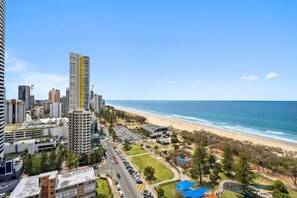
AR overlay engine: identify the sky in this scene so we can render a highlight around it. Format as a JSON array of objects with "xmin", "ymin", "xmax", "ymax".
[{"xmin": 5, "ymin": 0, "xmax": 297, "ymax": 100}]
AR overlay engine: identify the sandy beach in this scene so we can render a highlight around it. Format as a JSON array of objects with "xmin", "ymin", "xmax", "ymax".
[{"xmin": 114, "ymin": 106, "xmax": 297, "ymax": 152}]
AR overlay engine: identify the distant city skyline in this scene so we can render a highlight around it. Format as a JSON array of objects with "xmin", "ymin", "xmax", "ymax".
[{"xmin": 5, "ymin": 0, "xmax": 297, "ymax": 100}]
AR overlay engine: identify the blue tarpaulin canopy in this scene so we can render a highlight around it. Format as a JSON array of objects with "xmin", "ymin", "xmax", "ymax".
[
  {"xmin": 176, "ymin": 180, "xmax": 196, "ymax": 192},
  {"xmin": 183, "ymin": 188, "xmax": 210, "ymax": 198}
]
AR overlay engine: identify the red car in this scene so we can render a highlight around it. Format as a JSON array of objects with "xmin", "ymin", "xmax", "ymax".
[{"xmin": 114, "ymin": 160, "xmax": 118, "ymax": 164}]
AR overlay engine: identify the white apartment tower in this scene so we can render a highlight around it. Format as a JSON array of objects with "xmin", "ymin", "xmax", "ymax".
[
  {"xmin": 5, "ymin": 99, "xmax": 25, "ymax": 124},
  {"xmin": 0, "ymin": 0, "xmax": 5, "ymax": 160},
  {"xmin": 68, "ymin": 109, "xmax": 91, "ymax": 154},
  {"xmin": 94, "ymin": 94, "xmax": 104, "ymax": 113},
  {"xmin": 50, "ymin": 102, "xmax": 62, "ymax": 118},
  {"xmin": 69, "ymin": 52, "xmax": 90, "ymax": 111}
]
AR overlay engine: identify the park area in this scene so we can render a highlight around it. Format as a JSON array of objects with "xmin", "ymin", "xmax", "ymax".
[
  {"xmin": 96, "ymin": 178, "xmax": 112, "ymax": 198},
  {"xmin": 123, "ymin": 144, "xmax": 148, "ymax": 156},
  {"xmin": 131, "ymin": 154, "xmax": 174, "ymax": 184}
]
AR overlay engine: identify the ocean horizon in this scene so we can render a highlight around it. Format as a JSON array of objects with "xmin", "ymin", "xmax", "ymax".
[{"xmin": 107, "ymin": 100, "xmax": 297, "ymax": 144}]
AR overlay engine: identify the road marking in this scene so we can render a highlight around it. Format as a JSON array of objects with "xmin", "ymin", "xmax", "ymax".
[{"xmin": 136, "ymin": 184, "xmax": 145, "ymax": 192}]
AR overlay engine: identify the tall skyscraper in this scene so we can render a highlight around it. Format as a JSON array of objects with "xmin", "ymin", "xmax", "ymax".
[
  {"xmin": 5, "ymin": 99, "xmax": 25, "ymax": 124},
  {"xmin": 69, "ymin": 52, "xmax": 90, "ymax": 111},
  {"xmin": 0, "ymin": 0, "xmax": 5, "ymax": 160},
  {"xmin": 18, "ymin": 85, "xmax": 31, "ymax": 111},
  {"xmin": 94, "ymin": 94, "xmax": 104, "ymax": 113},
  {"xmin": 61, "ymin": 87, "xmax": 69, "ymax": 117},
  {"xmin": 68, "ymin": 109, "xmax": 91, "ymax": 154},
  {"xmin": 48, "ymin": 88, "xmax": 60, "ymax": 103}
]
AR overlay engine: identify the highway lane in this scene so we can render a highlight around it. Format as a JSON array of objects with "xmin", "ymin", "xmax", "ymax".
[
  {"xmin": 100, "ymin": 138, "xmax": 141, "ymax": 198},
  {"xmin": 108, "ymin": 141, "xmax": 142, "ymax": 198}
]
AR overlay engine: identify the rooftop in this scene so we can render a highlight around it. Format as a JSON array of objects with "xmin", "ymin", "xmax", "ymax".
[
  {"xmin": 10, "ymin": 175, "xmax": 41, "ymax": 198},
  {"xmin": 140, "ymin": 124, "xmax": 168, "ymax": 133},
  {"xmin": 57, "ymin": 167, "xmax": 95, "ymax": 189},
  {"xmin": 10, "ymin": 168, "xmax": 95, "ymax": 197},
  {"xmin": 40, "ymin": 170, "xmax": 58, "ymax": 180}
]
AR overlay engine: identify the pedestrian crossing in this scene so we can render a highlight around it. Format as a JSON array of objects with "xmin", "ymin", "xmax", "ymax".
[{"xmin": 136, "ymin": 184, "xmax": 145, "ymax": 192}]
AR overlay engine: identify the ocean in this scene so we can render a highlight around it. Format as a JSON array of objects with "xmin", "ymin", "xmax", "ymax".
[{"xmin": 107, "ymin": 100, "xmax": 297, "ymax": 144}]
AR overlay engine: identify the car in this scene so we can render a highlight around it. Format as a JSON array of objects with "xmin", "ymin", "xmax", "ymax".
[
  {"xmin": 115, "ymin": 180, "xmax": 119, "ymax": 185},
  {"xmin": 119, "ymin": 190, "xmax": 124, "ymax": 196},
  {"xmin": 117, "ymin": 172, "xmax": 121, "ymax": 178},
  {"xmin": 134, "ymin": 176, "xmax": 140, "ymax": 181},
  {"xmin": 112, "ymin": 155, "xmax": 115, "ymax": 159},
  {"xmin": 116, "ymin": 184, "xmax": 121, "ymax": 191},
  {"xmin": 142, "ymin": 190, "xmax": 149, "ymax": 195},
  {"xmin": 114, "ymin": 160, "xmax": 118, "ymax": 164},
  {"xmin": 0, "ymin": 185, "xmax": 7, "ymax": 190},
  {"xmin": 136, "ymin": 180, "xmax": 143, "ymax": 184}
]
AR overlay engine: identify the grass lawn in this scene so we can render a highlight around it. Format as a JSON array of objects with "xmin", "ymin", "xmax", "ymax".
[
  {"xmin": 96, "ymin": 178, "xmax": 112, "ymax": 198},
  {"xmin": 123, "ymin": 145, "xmax": 148, "ymax": 156},
  {"xmin": 218, "ymin": 190, "xmax": 243, "ymax": 198},
  {"xmin": 161, "ymin": 181, "xmax": 179, "ymax": 198},
  {"xmin": 131, "ymin": 155, "xmax": 174, "ymax": 184}
]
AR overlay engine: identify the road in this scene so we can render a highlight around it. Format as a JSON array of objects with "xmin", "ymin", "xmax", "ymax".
[{"xmin": 100, "ymin": 138, "xmax": 142, "ymax": 198}]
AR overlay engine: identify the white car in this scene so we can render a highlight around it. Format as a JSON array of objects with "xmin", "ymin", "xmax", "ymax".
[{"xmin": 116, "ymin": 184, "xmax": 121, "ymax": 191}]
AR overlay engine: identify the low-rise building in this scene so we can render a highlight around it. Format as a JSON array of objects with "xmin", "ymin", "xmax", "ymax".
[
  {"xmin": 10, "ymin": 167, "xmax": 96, "ymax": 198},
  {"xmin": 140, "ymin": 124, "xmax": 172, "ymax": 138},
  {"xmin": 4, "ymin": 115, "xmax": 68, "ymax": 154}
]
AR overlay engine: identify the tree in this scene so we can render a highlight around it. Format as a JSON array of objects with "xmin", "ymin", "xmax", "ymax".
[
  {"xmin": 272, "ymin": 180, "xmax": 288, "ymax": 194},
  {"xmin": 40, "ymin": 150, "xmax": 48, "ymax": 173},
  {"xmin": 88, "ymin": 151, "xmax": 97, "ymax": 165},
  {"xmin": 222, "ymin": 143, "xmax": 234, "ymax": 178},
  {"xmin": 207, "ymin": 152, "xmax": 217, "ymax": 168},
  {"xmin": 156, "ymin": 187, "xmax": 166, "ymax": 198},
  {"xmin": 171, "ymin": 134, "xmax": 179, "ymax": 144},
  {"xmin": 48, "ymin": 149, "xmax": 57, "ymax": 171},
  {"xmin": 66, "ymin": 151, "xmax": 79, "ymax": 170},
  {"xmin": 56, "ymin": 144, "xmax": 66, "ymax": 170},
  {"xmin": 112, "ymin": 131, "xmax": 117, "ymax": 142},
  {"xmin": 123, "ymin": 139, "xmax": 131, "ymax": 151},
  {"xmin": 144, "ymin": 166, "xmax": 155, "ymax": 181},
  {"xmin": 25, "ymin": 154, "xmax": 33, "ymax": 176},
  {"xmin": 234, "ymin": 150, "xmax": 255, "ymax": 197},
  {"xmin": 209, "ymin": 173, "xmax": 219, "ymax": 184},
  {"xmin": 288, "ymin": 160, "xmax": 297, "ymax": 186},
  {"xmin": 191, "ymin": 144, "xmax": 207, "ymax": 185}
]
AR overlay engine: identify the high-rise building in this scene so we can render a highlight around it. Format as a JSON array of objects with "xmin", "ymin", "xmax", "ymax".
[
  {"xmin": 68, "ymin": 108, "xmax": 91, "ymax": 154},
  {"xmin": 0, "ymin": 0, "xmax": 5, "ymax": 160},
  {"xmin": 61, "ymin": 87, "xmax": 69, "ymax": 117},
  {"xmin": 69, "ymin": 52, "xmax": 90, "ymax": 111},
  {"xmin": 48, "ymin": 88, "xmax": 60, "ymax": 103},
  {"xmin": 50, "ymin": 102, "xmax": 62, "ymax": 118},
  {"xmin": 5, "ymin": 99, "xmax": 25, "ymax": 124},
  {"xmin": 30, "ymin": 95, "xmax": 34, "ymax": 109},
  {"xmin": 18, "ymin": 85, "xmax": 31, "ymax": 111},
  {"xmin": 94, "ymin": 94, "xmax": 104, "ymax": 113}
]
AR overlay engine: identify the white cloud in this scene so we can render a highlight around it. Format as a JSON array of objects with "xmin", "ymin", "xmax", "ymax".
[
  {"xmin": 5, "ymin": 53, "xmax": 68, "ymax": 99},
  {"xmin": 241, "ymin": 75, "xmax": 260, "ymax": 81},
  {"xmin": 5, "ymin": 52, "xmax": 27, "ymax": 72},
  {"xmin": 265, "ymin": 72, "xmax": 278, "ymax": 80}
]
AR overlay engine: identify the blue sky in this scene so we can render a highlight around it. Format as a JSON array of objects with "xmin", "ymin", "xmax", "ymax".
[{"xmin": 5, "ymin": 0, "xmax": 297, "ymax": 100}]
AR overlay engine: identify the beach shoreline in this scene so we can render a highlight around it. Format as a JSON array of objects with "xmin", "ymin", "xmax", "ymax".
[{"xmin": 112, "ymin": 105, "xmax": 297, "ymax": 152}]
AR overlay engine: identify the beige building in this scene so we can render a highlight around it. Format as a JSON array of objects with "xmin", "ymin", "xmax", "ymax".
[
  {"xmin": 10, "ymin": 167, "xmax": 96, "ymax": 198},
  {"xmin": 68, "ymin": 108, "xmax": 91, "ymax": 154}
]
